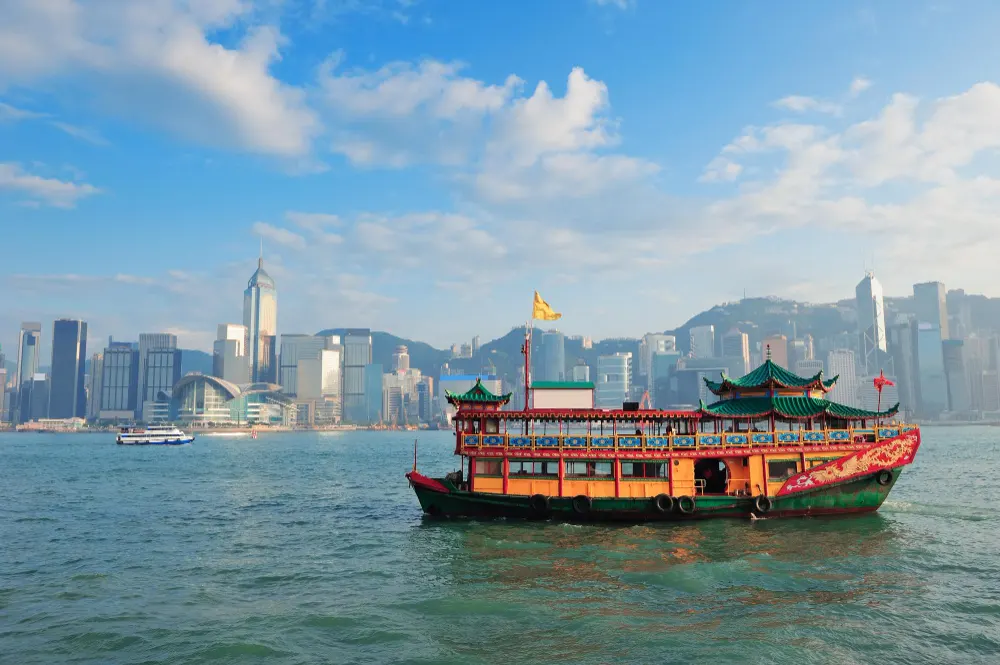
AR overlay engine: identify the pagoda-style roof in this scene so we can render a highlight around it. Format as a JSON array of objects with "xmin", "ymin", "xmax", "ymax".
[
  {"xmin": 704, "ymin": 359, "xmax": 837, "ymax": 396},
  {"xmin": 699, "ymin": 396, "xmax": 898, "ymax": 421},
  {"xmin": 445, "ymin": 378, "xmax": 512, "ymax": 406}
]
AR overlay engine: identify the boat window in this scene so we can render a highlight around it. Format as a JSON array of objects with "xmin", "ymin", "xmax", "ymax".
[
  {"xmin": 768, "ymin": 460, "xmax": 799, "ymax": 481},
  {"xmin": 565, "ymin": 461, "xmax": 613, "ymax": 478},
  {"xmin": 484, "ymin": 419, "xmax": 499, "ymax": 434},
  {"xmin": 509, "ymin": 460, "xmax": 558, "ymax": 476},
  {"xmin": 622, "ymin": 462, "xmax": 668, "ymax": 479},
  {"xmin": 807, "ymin": 456, "xmax": 841, "ymax": 468},
  {"xmin": 474, "ymin": 459, "xmax": 502, "ymax": 476}
]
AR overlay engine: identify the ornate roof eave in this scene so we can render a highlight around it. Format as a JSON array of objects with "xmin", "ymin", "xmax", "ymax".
[
  {"xmin": 705, "ymin": 362, "xmax": 840, "ymax": 396},
  {"xmin": 445, "ymin": 377, "xmax": 512, "ymax": 406},
  {"xmin": 699, "ymin": 396, "xmax": 899, "ymax": 421}
]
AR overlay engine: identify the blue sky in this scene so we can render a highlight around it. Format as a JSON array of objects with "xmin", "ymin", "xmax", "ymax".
[{"xmin": 3, "ymin": 0, "xmax": 1000, "ymax": 354}]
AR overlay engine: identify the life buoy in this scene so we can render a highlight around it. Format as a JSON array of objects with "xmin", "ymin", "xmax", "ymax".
[
  {"xmin": 754, "ymin": 495, "xmax": 773, "ymax": 514},
  {"xmin": 529, "ymin": 494, "xmax": 551, "ymax": 516},
  {"xmin": 571, "ymin": 494, "xmax": 593, "ymax": 516},
  {"xmin": 652, "ymin": 493, "xmax": 674, "ymax": 514},
  {"xmin": 875, "ymin": 469, "xmax": 893, "ymax": 486},
  {"xmin": 677, "ymin": 496, "xmax": 696, "ymax": 514}
]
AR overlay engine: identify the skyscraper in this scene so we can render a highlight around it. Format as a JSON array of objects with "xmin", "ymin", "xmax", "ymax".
[
  {"xmin": 88, "ymin": 352, "xmax": 104, "ymax": 420},
  {"xmin": 213, "ymin": 324, "xmax": 249, "ymax": 384},
  {"xmin": 539, "ymin": 331, "xmax": 565, "ymax": 382},
  {"xmin": 343, "ymin": 329, "xmax": 372, "ymax": 423},
  {"xmin": 913, "ymin": 282, "xmax": 949, "ymax": 340},
  {"xmin": 243, "ymin": 255, "xmax": 277, "ymax": 383},
  {"xmin": 279, "ymin": 334, "xmax": 341, "ymax": 397},
  {"xmin": 595, "ymin": 352, "xmax": 632, "ymax": 408},
  {"xmin": 138, "ymin": 333, "xmax": 178, "ymax": 421},
  {"xmin": 689, "ymin": 326, "xmax": 715, "ymax": 358},
  {"xmin": 826, "ymin": 350, "xmax": 859, "ymax": 408},
  {"xmin": 856, "ymin": 272, "xmax": 887, "ymax": 374},
  {"xmin": 762, "ymin": 335, "xmax": 789, "ymax": 368},
  {"xmin": 48, "ymin": 319, "xmax": 88, "ymax": 419},
  {"xmin": 393, "ymin": 345, "xmax": 410, "ymax": 372},
  {"xmin": 639, "ymin": 333, "xmax": 676, "ymax": 383},
  {"xmin": 915, "ymin": 323, "xmax": 947, "ymax": 417},
  {"xmin": 100, "ymin": 341, "xmax": 140, "ymax": 421},
  {"xmin": 720, "ymin": 328, "xmax": 750, "ymax": 376},
  {"xmin": 942, "ymin": 339, "xmax": 971, "ymax": 413},
  {"xmin": 15, "ymin": 322, "xmax": 41, "ymax": 391}
]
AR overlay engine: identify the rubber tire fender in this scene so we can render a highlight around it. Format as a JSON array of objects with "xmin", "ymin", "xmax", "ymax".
[
  {"xmin": 754, "ymin": 495, "xmax": 773, "ymax": 514},
  {"xmin": 529, "ymin": 493, "xmax": 551, "ymax": 516},
  {"xmin": 676, "ymin": 495, "xmax": 696, "ymax": 514},
  {"xmin": 571, "ymin": 494, "xmax": 593, "ymax": 516},
  {"xmin": 875, "ymin": 469, "xmax": 893, "ymax": 486},
  {"xmin": 652, "ymin": 493, "xmax": 674, "ymax": 514}
]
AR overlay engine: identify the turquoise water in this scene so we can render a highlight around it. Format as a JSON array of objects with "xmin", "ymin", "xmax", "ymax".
[{"xmin": 1, "ymin": 428, "xmax": 998, "ymax": 664}]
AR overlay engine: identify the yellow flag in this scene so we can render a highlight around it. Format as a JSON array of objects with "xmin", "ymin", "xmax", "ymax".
[{"xmin": 532, "ymin": 291, "xmax": 562, "ymax": 321}]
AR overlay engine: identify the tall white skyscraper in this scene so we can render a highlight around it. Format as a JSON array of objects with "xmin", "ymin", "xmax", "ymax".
[
  {"xmin": 826, "ymin": 349, "xmax": 859, "ymax": 408},
  {"xmin": 855, "ymin": 272, "xmax": 887, "ymax": 375},
  {"xmin": 639, "ymin": 333, "xmax": 676, "ymax": 383},
  {"xmin": 913, "ymin": 281, "xmax": 949, "ymax": 340},
  {"xmin": 393, "ymin": 345, "xmax": 410, "ymax": 372},
  {"xmin": 243, "ymin": 255, "xmax": 278, "ymax": 383},
  {"xmin": 689, "ymin": 326, "xmax": 715, "ymax": 359},
  {"xmin": 279, "ymin": 334, "xmax": 341, "ymax": 397},
  {"xmin": 595, "ymin": 352, "xmax": 632, "ymax": 408}
]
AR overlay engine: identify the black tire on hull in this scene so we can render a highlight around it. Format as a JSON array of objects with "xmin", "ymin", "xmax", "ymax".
[
  {"xmin": 572, "ymin": 495, "xmax": 593, "ymax": 517},
  {"xmin": 875, "ymin": 469, "xmax": 893, "ymax": 485},
  {"xmin": 529, "ymin": 494, "xmax": 551, "ymax": 517},
  {"xmin": 677, "ymin": 496, "xmax": 696, "ymax": 514},
  {"xmin": 754, "ymin": 495, "xmax": 773, "ymax": 514},
  {"xmin": 652, "ymin": 493, "xmax": 674, "ymax": 514}
]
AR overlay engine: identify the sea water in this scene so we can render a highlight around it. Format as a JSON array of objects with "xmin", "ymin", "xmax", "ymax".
[{"xmin": 1, "ymin": 428, "xmax": 998, "ymax": 664}]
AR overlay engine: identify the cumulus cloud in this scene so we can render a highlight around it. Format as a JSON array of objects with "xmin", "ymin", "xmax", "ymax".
[
  {"xmin": 850, "ymin": 77, "xmax": 872, "ymax": 97},
  {"xmin": 0, "ymin": 162, "xmax": 100, "ymax": 207},
  {"xmin": 0, "ymin": 0, "xmax": 319, "ymax": 157},
  {"xmin": 253, "ymin": 221, "xmax": 308, "ymax": 250}
]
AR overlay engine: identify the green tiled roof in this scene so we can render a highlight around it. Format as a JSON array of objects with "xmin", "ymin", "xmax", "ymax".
[
  {"xmin": 532, "ymin": 381, "xmax": 595, "ymax": 390},
  {"xmin": 699, "ymin": 395, "xmax": 898, "ymax": 420},
  {"xmin": 445, "ymin": 378, "xmax": 512, "ymax": 405},
  {"xmin": 704, "ymin": 359, "xmax": 838, "ymax": 395}
]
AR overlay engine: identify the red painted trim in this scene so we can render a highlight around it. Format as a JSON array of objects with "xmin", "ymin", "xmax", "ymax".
[
  {"xmin": 468, "ymin": 455, "xmax": 476, "ymax": 492},
  {"xmin": 777, "ymin": 431, "xmax": 920, "ymax": 497},
  {"xmin": 761, "ymin": 454, "xmax": 769, "ymax": 497},
  {"xmin": 461, "ymin": 442, "xmax": 871, "ymax": 459},
  {"xmin": 558, "ymin": 457, "xmax": 564, "ymax": 496},
  {"xmin": 614, "ymin": 458, "xmax": 620, "ymax": 498},
  {"xmin": 668, "ymin": 461, "xmax": 674, "ymax": 496},
  {"xmin": 502, "ymin": 457, "xmax": 509, "ymax": 494},
  {"xmin": 457, "ymin": 408, "xmax": 702, "ymax": 421}
]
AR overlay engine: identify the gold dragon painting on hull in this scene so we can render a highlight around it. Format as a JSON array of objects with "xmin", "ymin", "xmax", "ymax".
[{"xmin": 777, "ymin": 432, "xmax": 921, "ymax": 496}]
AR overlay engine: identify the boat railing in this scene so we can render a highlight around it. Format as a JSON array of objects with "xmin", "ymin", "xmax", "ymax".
[{"xmin": 460, "ymin": 425, "xmax": 915, "ymax": 452}]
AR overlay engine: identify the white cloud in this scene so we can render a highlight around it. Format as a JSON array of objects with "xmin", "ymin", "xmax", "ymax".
[
  {"xmin": 699, "ymin": 157, "xmax": 743, "ymax": 183},
  {"xmin": 252, "ymin": 221, "xmax": 308, "ymax": 250},
  {"xmin": 0, "ymin": 101, "xmax": 47, "ymax": 121},
  {"xmin": 0, "ymin": 0, "xmax": 319, "ymax": 157},
  {"xmin": 0, "ymin": 162, "xmax": 100, "ymax": 208},
  {"xmin": 50, "ymin": 121, "xmax": 109, "ymax": 146},
  {"xmin": 592, "ymin": 0, "xmax": 634, "ymax": 9},
  {"xmin": 850, "ymin": 76, "xmax": 872, "ymax": 97},
  {"xmin": 772, "ymin": 95, "xmax": 842, "ymax": 115}
]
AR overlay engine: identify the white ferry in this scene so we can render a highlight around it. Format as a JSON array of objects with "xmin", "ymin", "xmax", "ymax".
[{"xmin": 116, "ymin": 425, "xmax": 194, "ymax": 446}]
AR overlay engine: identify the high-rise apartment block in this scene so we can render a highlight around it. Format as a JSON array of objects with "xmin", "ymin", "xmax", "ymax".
[
  {"xmin": 213, "ymin": 324, "xmax": 249, "ymax": 385},
  {"xmin": 689, "ymin": 326, "xmax": 715, "ymax": 359},
  {"xmin": 343, "ymin": 329, "xmax": 372, "ymax": 423}
]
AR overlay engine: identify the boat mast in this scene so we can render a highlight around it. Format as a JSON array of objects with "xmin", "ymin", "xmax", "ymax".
[{"xmin": 522, "ymin": 320, "xmax": 532, "ymax": 411}]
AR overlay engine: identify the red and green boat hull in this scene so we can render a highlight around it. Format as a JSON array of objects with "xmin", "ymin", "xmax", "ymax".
[{"xmin": 405, "ymin": 431, "xmax": 920, "ymax": 522}]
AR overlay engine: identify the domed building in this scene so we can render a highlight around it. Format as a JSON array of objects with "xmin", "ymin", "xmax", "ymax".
[
  {"xmin": 170, "ymin": 374, "xmax": 295, "ymax": 426},
  {"xmin": 243, "ymin": 255, "xmax": 277, "ymax": 384}
]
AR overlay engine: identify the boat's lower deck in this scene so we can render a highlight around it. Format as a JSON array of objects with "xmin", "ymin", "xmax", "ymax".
[{"xmin": 409, "ymin": 466, "xmax": 901, "ymax": 522}]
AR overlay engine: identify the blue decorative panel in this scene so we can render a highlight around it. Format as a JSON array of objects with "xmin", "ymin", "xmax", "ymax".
[
  {"xmin": 828, "ymin": 430, "xmax": 851, "ymax": 441},
  {"xmin": 464, "ymin": 435, "xmax": 480, "ymax": 446},
  {"xmin": 777, "ymin": 432, "xmax": 799, "ymax": 443},
  {"xmin": 724, "ymin": 434, "xmax": 748, "ymax": 446},
  {"xmin": 752, "ymin": 433, "xmax": 774, "ymax": 444},
  {"xmin": 483, "ymin": 435, "xmax": 504, "ymax": 447},
  {"xmin": 674, "ymin": 435, "xmax": 696, "ymax": 447},
  {"xmin": 902, "ymin": 425, "xmax": 917, "ymax": 432},
  {"xmin": 803, "ymin": 432, "xmax": 825, "ymax": 442},
  {"xmin": 618, "ymin": 436, "xmax": 641, "ymax": 448},
  {"xmin": 878, "ymin": 428, "xmax": 900, "ymax": 438},
  {"xmin": 536, "ymin": 436, "xmax": 559, "ymax": 447},
  {"xmin": 592, "ymin": 436, "xmax": 614, "ymax": 448},
  {"xmin": 647, "ymin": 437, "xmax": 669, "ymax": 448},
  {"xmin": 700, "ymin": 435, "xmax": 722, "ymax": 446},
  {"xmin": 565, "ymin": 436, "xmax": 588, "ymax": 448},
  {"xmin": 510, "ymin": 436, "xmax": 532, "ymax": 447}
]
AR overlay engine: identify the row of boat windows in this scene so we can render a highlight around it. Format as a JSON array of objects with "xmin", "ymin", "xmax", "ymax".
[{"xmin": 475, "ymin": 459, "xmax": 668, "ymax": 479}]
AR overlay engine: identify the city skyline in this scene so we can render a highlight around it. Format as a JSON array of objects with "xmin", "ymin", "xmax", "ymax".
[{"xmin": 5, "ymin": 2, "xmax": 1000, "ymax": 351}]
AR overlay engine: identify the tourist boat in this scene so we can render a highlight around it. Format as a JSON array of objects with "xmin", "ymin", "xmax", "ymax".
[
  {"xmin": 406, "ymin": 330, "xmax": 920, "ymax": 521},
  {"xmin": 116, "ymin": 425, "xmax": 195, "ymax": 446}
]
